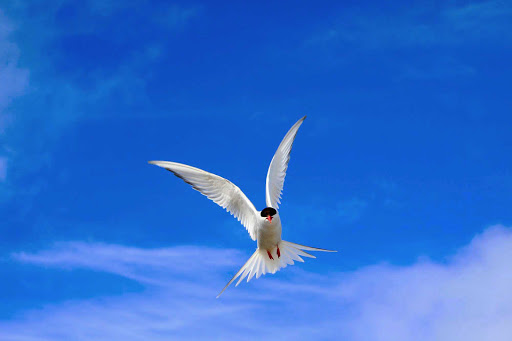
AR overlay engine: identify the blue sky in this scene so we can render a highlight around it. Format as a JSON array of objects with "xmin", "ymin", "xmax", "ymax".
[{"xmin": 0, "ymin": 0, "xmax": 511, "ymax": 339}]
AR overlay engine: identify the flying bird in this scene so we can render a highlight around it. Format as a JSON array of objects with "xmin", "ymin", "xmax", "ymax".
[{"xmin": 149, "ymin": 116, "xmax": 336, "ymax": 297}]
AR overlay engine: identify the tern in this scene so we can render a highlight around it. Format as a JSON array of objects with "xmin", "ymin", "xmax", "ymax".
[{"xmin": 149, "ymin": 116, "xmax": 336, "ymax": 297}]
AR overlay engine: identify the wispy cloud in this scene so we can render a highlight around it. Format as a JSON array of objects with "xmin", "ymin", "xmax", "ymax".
[
  {"xmin": 305, "ymin": 1, "xmax": 511, "ymax": 79},
  {"xmin": 400, "ymin": 57, "xmax": 476, "ymax": 80},
  {"xmin": 4, "ymin": 224, "xmax": 512, "ymax": 340},
  {"xmin": 0, "ymin": 1, "xmax": 201, "ymax": 204},
  {"xmin": 336, "ymin": 197, "xmax": 367, "ymax": 223},
  {"xmin": 442, "ymin": 0, "xmax": 512, "ymax": 35},
  {"xmin": 13, "ymin": 242, "xmax": 243, "ymax": 286},
  {"xmin": 0, "ymin": 156, "xmax": 6, "ymax": 181},
  {"xmin": 85, "ymin": 0, "xmax": 202, "ymax": 27},
  {"xmin": 309, "ymin": 1, "xmax": 512, "ymax": 49},
  {"xmin": 0, "ymin": 9, "xmax": 28, "ymax": 188},
  {"xmin": 0, "ymin": 9, "xmax": 29, "ymax": 130},
  {"xmin": 156, "ymin": 4, "xmax": 203, "ymax": 29}
]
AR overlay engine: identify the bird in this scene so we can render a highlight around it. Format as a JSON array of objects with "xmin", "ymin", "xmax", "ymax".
[{"xmin": 149, "ymin": 116, "xmax": 336, "ymax": 297}]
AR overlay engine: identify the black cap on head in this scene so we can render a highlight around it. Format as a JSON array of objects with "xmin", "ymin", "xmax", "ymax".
[{"xmin": 260, "ymin": 207, "xmax": 277, "ymax": 217}]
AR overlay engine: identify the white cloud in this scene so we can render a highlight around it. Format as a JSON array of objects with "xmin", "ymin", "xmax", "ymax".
[
  {"xmin": 332, "ymin": 225, "xmax": 512, "ymax": 340},
  {"xmin": 13, "ymin": 242, "xmax": 244, "ymax": 286},
  {"xmin": 4, "ymin": 224, "xmax": 512, "ymax": 340}
]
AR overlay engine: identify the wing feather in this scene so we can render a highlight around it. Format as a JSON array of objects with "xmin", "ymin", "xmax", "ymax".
[
  {"xmin": 265, "ymin": 116, "xmax": 306, "ymax": 209},
  {"xmin": 149, "ymin": 161, "xmax": 259, "ymax": 240}
]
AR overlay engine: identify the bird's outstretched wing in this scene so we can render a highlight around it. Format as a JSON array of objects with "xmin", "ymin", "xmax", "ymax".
[
  {"xmin": 149, "ymin": 161, "xmax": 259, "ymax": 240},
  {"xmin": 265, "ymin": 116, "xmax": 306, "ymax": 209}
]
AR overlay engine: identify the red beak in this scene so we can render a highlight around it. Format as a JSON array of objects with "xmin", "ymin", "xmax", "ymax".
[{"xmin": 267, "ymin": 215, "xmax": 273, "ymax": 223}]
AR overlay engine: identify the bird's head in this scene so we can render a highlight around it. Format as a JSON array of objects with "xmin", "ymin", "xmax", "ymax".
[{"xmin": 260, "ymin": 207, "xmax": 277, "ymax": 223}]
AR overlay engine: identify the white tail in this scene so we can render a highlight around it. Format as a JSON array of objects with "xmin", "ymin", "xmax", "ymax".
[{"xmin": 216, "ymin": 241, "xmax": 336, "ymax": 298}]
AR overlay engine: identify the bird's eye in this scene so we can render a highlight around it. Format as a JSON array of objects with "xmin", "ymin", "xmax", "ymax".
[{"xmin": 260, "ymin": 207, "xmax": 277, "ymax": 217}]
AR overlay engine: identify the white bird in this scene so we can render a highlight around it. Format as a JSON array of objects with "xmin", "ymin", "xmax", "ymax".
[{"xmin": 149, "ymin": 116, "xmax": 336, "ymax": 297}]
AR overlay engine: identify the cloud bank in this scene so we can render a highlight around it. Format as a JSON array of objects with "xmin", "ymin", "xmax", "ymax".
[{"xmin": 3, "ymin": 224, "xmax": 512, "ymax": 340}]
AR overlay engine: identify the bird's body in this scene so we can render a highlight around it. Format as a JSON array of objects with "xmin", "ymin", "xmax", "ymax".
[
  {"xmin": 149, "ymin": 116, "xmax": 335, "ymax": 297},
  {"xmin": 257, "ymin": 211, "xmax": 281, "ymax": 252}
]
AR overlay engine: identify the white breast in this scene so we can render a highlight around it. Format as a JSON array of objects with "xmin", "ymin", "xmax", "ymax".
[{"xmin": 257, "ymin": 213, "xmax": 282, "ymax": 251}]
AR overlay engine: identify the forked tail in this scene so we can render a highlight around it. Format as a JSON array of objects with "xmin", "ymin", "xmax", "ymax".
[{"xmin": 216, "ymin": 240, "xmax": 336, "ymax": 298}]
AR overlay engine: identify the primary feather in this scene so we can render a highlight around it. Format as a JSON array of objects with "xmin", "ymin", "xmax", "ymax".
[
  {"xmin": 148, "ymin": 161, "xmax": 259, "ymax": 240},
  {"xmin": 265, "ymin": 116, "xmax": 306, "ymax": 209}
]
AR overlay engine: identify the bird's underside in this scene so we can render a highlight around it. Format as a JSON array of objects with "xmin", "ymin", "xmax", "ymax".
[{"xmin": 149, "ymin": 115, "xmax": 336, "ymax": 297}]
